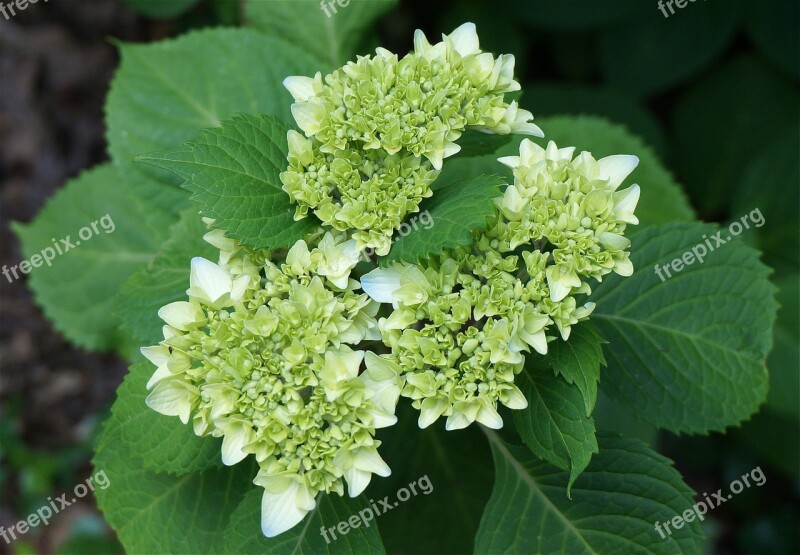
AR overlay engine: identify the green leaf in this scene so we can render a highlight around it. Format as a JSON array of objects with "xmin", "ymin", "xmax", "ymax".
[
  {"xmin": 118, "ymin": 210, "xmax": 216, "ymax": 346},
  {"xmin": 522, "ymin": 84, "xmax": 667, "ymax": 156},
  {"xmin": 245, "ymin": 0, "xmax": 398, "ymax": 69},
  {"xmin": 106, "ymin": 28, "xmax": 322, "ymax": 211},
  {"xmin": 765, "ymin": 275, "xmax": 799, "ymax": 419},
  {"xmin": 531, "ymin": 116, "xmax": 695, "ymax": 227},
  {"xmin": 534, "ymin": 322, "xmax": 605, "ymax": 416},
  {"xmin": 513, "ymin": 363, "xmax": 598, "ymax": 493},
  {"xmin": 476, "ymin": 431, "xmax": 704, "ymax": 554},
  {"xmin": 93, "ymin": 433, "xmax": 255, "ymax": 554},
  {"xmin": 383, "ymin": 174, "xmax": 505, "ymax": 265},
  {"xmin": 454, "ymin": 130, "xmax": 513, "ymax": 158},
  {"xmin": 139, "ymin": 114, "xmax": 316, "ymax": 250},
  {"xmin": 372, "ymin": 403, "xmax": 493, "ymax": 555},
  {"xmin": 672, "ymin": 54, "xmax": 799, "ymax": 215},
  {"xmin": 123, "ymin": 0, "xmax": 199, "ymax": 18},
  {"xmin": 599, "ymin": 0, "xmax": 741, "ymax": 96},
  {"xmin": 12, "ymin": 164, "xmax": 172, "ymax": 352},
  {"xmin": 592, "ymin": 222, "xmax": 778, "ymax": 434},
  {"xmin": 224, "ymin": 489, "xmax": 386, "ymax": 554},
  {"xmin": 745, "ymin": 0, "xmax": 800, "ymax": 80},
  {"xmin": 731, "ymin": 126, "xmax": 799, "ymax": 278},
  {"xmin": 99, "ymin": 360, "xmax": 223, "ymax": 476}
]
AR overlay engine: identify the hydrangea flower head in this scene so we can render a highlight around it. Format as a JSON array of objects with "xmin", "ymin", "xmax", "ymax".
[
  {"xmin": 142, "ymin": 225, "xmax": 402, "ymax": 537},
  {"xmin": 280, "ymin": 23, "xmax": 542, "ymax": 255},
  {"xmin": 360, "ymin": 139, "xmax": 640, "ymax": 430}
]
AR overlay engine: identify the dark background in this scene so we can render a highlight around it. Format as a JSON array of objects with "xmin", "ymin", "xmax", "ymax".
[{"xmin": 1, "ymin": 0, "xmax": 798, "ymax": 553}]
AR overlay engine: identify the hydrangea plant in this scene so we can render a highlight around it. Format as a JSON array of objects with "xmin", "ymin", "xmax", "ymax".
[{"xmin": 15, "ymin": 5, "xmax": 777, "ymax": 555}]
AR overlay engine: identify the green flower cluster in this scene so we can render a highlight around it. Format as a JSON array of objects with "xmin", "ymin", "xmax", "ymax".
[
  {"xmin": 361, "ymin": 139, "xmax": 640, "ymax": 430},
  {"xmin": 280, "ymin": 23, "xmax": 542, "ymax": 255},
  {"xmin": 142, "ymin": 226, "xmax": 403, "ymax": 537}
]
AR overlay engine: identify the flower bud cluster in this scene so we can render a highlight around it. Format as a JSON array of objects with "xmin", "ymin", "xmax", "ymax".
[
  {"xmin": 360, "ymin": 139, "xmax": 640, "ymax": 430},
  {"xmin": 280, "ymin": 23, "xmax": 542, "ymax": 255},
  {"xmin": 143, "ymin": 226, "xmax": 403, "ymax": 537}
]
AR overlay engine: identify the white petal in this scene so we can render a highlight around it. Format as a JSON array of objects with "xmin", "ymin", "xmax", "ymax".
[
  {"xmin": 502, "ymin": 385, "xmax": 528, "ymax": 410},
  {"xmin": 360, "ymin": 267, "xmax": 402, "ymax": 303},
  {"xmin": 598, "ymin": 155, "xmax": 639, "ymax": 190},
  {"xmin": 283, "ymin": 75, "xmax": 318, "ymax": 102},
  {"xmin": 343, "ymin": 467, "xmax": 372, "ymax": 497},
  {"xmin": 353, "ymin": 449, "xmax": 391, "ymax": 477},
  {"xmin": 220, "ymin": 423, "xmax": 250, "ymax": 466},
  {"xmin": 418, "ymin": 398, "xmax": 448, "ymax": 428},
  {"xmin": 446, "ymin": 22, "xmax": 480, "ymax": 56},
  {"xmin": 260, "ymin": 481, "xmax": 315, "ymax": 538},
  {"xmin": 158, "ymin": 301, "xmax": 204, "ymax": 331},
  {"xmin": 475, "ymin": 404, "xmax": 503, "ymax": 429},
  {"xmin": 189, "ymin": 257, "xmax": 232, "ymax": 305},
  {"xmin": 291, "ymin": 101, "xmax": 327, "ymax": 136},
  {"xmin": 145, "ymin": 380, "xmax": 194, "ymax": 424},
  {"xmin": 140, "ymin": 345, "xmax": 170, "ymax": 368},
  {"xmin": 613, "ymin": 184, "xmax": 641, "ymax": 224},
  {"xmin": 145, "ymin": 365, "xmax": 172, "ymax": 390}
]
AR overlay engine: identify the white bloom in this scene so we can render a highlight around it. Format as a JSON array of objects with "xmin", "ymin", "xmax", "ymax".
[
  {"xmin": 282, "ymin": 72, "xmax": 323, "ymax": 102},
  {"xmin": 254, "ymin": 472, "xmax": 317, "ymax": 538},
  {"xmin": 318, "ymin": 347, "xmax": 365, "ymax": 402},
  {"xmin": 337, "ymin": 447, "xmax": 392, "ymax": 497},
  {"xmin": 145, "ymin": 378, "xmax": 196, "ymax": 424},
  {"xmin": 313, "ymin": 233, "xmax": 362, "ymax": 289},
  {"xmin": 186, "ymin": 257, "xmax": 249, "ymax": 308},
  {"xmin": 157, "ymin": 301, "xmax": 206, "ymax": 331},
  {"xmin": 444, "ymin": 22, "xmax": 481, "ymax": 57},
  {"xmin": 613, "ymin": 184, "xmax": 641, "ymax": 225},
  {"xmin": 597, "ymin": 154, "xmax": 639, "ymax": 190}
]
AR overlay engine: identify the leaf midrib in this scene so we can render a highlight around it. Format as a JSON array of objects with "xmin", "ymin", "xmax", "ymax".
[{"xmin": 483, "ymin": 429, "xmax": 599, "ymax": 555}]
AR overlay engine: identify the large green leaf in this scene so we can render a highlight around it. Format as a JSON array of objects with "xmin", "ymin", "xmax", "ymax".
[
  {"xmin": 731, "ymin": 126, "xmax": 799, "ymax": 278},
  {"xmin": 245, "ymin": 0, "xmax": 398, "ymax": 69},
  {"xmin": 599, "ymin": 0, "xmax": 742, "ymax": 96},
  {"xmin": 513, "ymin": 363, "xmax": 599, "ymax": 494},
  {"xmin": 372, "ymin": 403, "xmax": 493, "ymax": 555},
  {"xmin": 93, "ymin": 429, "xmax": 255, "ymax": 554},
  {"xmin": 139, "ymin": 114, "xmax": 317, "ymax": 250},
  {"xmin": 531, "ymin": 322, "xmax": 605, "ymax": 417},
  {"xmin": 106, "ymin": 28, "xmax": 322, "ymax": 210},
  {"xmin": 99, "ymin": 360, "xmax": 223, "ymax": 476},
  {"xmin": 384, "ymin": 175, "xmax": 506, "ymax": 265},
  {"xmin": 672, "ymin": 54, "xmax": 799, "ymax": 215},
  {"xmin": 475, "ymin": 432, "xmax": 704, "ymax": 554},
  {"xmin": 13, "ymin": 164, "xmax": 172, "ymax": 351},
  {"xmin": 592, "ymin": 222, "xmax": 777, "ymax": 434},
  {"xmin": 118, "ymin": 210, "xmax": 216, "ymax": 346},
  {"xmin": 224, "ymin": 489, "xmax": 386, "ymax": 554}
]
